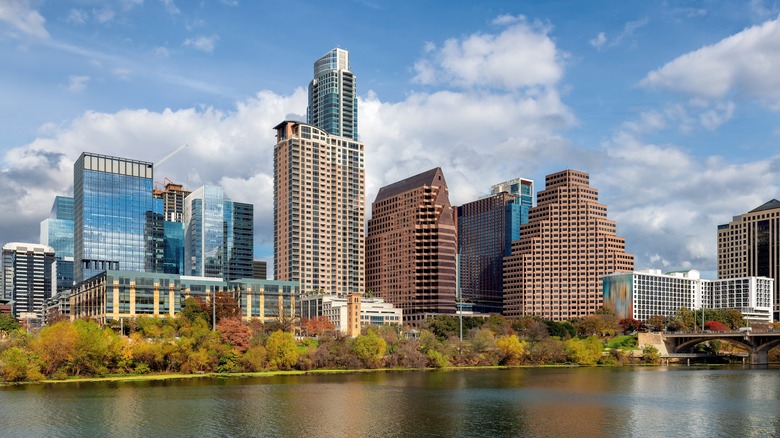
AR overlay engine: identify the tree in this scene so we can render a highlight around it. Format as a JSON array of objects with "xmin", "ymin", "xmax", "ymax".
[
  {"xmin": 545, "ymin": 320, "xmax": 575, "ymax": 339},
  {"xmin": 704, "ymin": 321, "xmax": 730, "ymax": 332},
  {"xmin": 265, "ymin": 330, "xmax": 299, "ymax": 370},
  {"xmin": 522, "ymin": 320, "xmax": 550, "ymax": 346},
  {"xmin": 217, "ymin": 318, "xmax": 252, "ymax": 353},
  {"xmin": 619, "ymin": 318, "xmax": 646, "ymax": 334},
  {"xmin": 181, "ymin": 297, "xmax": 208, "ymax": 324},
  {"xmin": 0, "ymin": 313, "xmax": 21, "ymax": 335},
  {"xmin": 71, "ymin": 319, "xmax": 110, "ymax": 376},
  {"xmin": 32, "ymin": 321, "xmax": 78, "ymax": 376},
  {"xmin": 352, "ymin": 329, "xmax": 387, "ymax": 368},
  {"xmin": 722, "ymin": 309, "xmax": 745, "ymax": 330},
  {"xmin": 642, "ymin": 345, "xmax": 660, "ymax": 364},
  {"xmin": 646, "ymin": 315, "xmax": 666, "ymax": 331},
  {"xmin": 565, "ymin": 336, "xmax": 603, "ymax": 365},
  {"xmin": 0, "ymin": 346, "xmax": 42, "ymax": 382},
  {"xmin": 496, "ymin": 335, "xmax": 526, "ymax": 365}
]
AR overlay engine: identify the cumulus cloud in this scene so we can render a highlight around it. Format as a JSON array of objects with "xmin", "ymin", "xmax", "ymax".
[
  {"xmin": 640, "ymin": 16, "xmax": 780, "ymax": 107},
  {"xmin": 412, "ymin": 15, "xmax": 565, "ymax": 89},
  {"xmin": 0, "ymin": 0, "xmax": 49, "ymax": 39},
  {"xmin": 67, "ymin": 75, "xmax": 90, "ymax": 93},
  {"xmin": 590, "ymin": 32, "xmax": 607, "ymax": 50},
  {"xmin": 184, "ymin": 35, "xmax": 219, "ymax": 53}
]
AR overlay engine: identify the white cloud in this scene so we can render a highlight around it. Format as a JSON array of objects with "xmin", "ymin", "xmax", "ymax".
[
  {"xmin": 590, "ymin": 17, "xmax": 648, "ymax": 51},
  {"xmin": 640, "ymin": 16, "xmax": 780, "ymax": 107},
  {"xmin": 590, "ymin": 32, "xmax": 607, "ymax": 50},
  {"xmin": 161, "ymin": 0, "xmax": 180, "ymax": 15},
  {"xmin": 112, "ymin": 67, "xmax": 132, "ymax": 80},
  {"xmin": 66, "ymin": 9, "xmax": 87, "ymax": 25},
  {"xmin": 0, "ymin": 0, "xmax": 49, "ymax": 39},
  {"xmin": 184, "ymin": 35, "xmax": 219, "ymax": 53},
  {"xmin": 67, "ymin": 75, "xmax": 90, "ymax": 93},
  {"xmin": 699, "ymin": 101, "xmax": 735, "ymax": 130},
  {"xmin": 412, "ymin": 16, "xmax": 564, "ymax": 89},
  {"xmin": 93, "ymin": 7, "xmax": 115, "ymax": 24},
  {"xmin": 121, "ymin": 0, "xmax": 144, "ymax": 11},
  {"xmin": 154, "ymin": 46, "xmax": 169, "ymax": 58}
]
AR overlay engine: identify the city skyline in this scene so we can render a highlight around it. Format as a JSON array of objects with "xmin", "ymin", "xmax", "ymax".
[{"xmin": 1, "ymin": 1, "xmax": 780, "ymax": 278}]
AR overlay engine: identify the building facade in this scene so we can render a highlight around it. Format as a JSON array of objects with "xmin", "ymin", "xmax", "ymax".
[
  {"xmin": 457, "ymin": 178, "xmax": 533, "ymax": 314},
  {"xmin": 252, "ymin": 260, "xmax": 267, "ymax": 280},
  {"xmin": 603, "ymin": 269, "xmax": 773, "ymax": 323},
  {"xmin": 2, "ymin": 242, "xmax": 56, "ymax": 319},
  {"xmin": 40, "ymin": 196, "xmax": 75, "ymax": 293},
  {"xmin": 503, "ymin": 169, "xmax": 634, "ymax": 321},
  {"xmin": 69, "ymin": 270, "xmax": 299, "ymax": 325},
  {"xmin": 299, "ymin": 293, "xmax": 402, "ymax": 335},
  {"xmin": 366, "ymin": 168, "xmax": 458, "ymax": 324},
  {"xmin": 718, "ymin": 199, "xmax": 780, "ymax": 318},
  {"xmin": 307, "ymin": 48, "xmax": 357, "ymax": 141},
  {"xmin": 153, "ymin": 180, "xmax": 191, "ymax": 223},
  {"xmin": 74, "ymin": 153, "xmax": 161, "ymax": 283},
  {"xmin": 273, "ymin": 121, "xmax": 365, "ymax": 295},
  {"xmin": 184, "ymin": 186, "xmax": 254, "ymax": 281}
]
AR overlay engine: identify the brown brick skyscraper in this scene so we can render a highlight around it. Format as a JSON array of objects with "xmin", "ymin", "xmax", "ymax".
[
  {"xmin": 366, "ymin": 168, "xmax": 457, "ymax": 325},
  {"xmin": 503, "ymin": 170, "xmax": 634, "ymax": 320}
]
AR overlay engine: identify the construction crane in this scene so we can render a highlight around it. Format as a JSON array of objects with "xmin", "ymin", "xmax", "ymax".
[{"xmin": 156, "ymin": 143, "xmax": 189, "ymax": 167}]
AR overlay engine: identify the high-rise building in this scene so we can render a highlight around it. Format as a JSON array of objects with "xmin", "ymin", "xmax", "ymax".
[
  {"xmin": 457, "ymin": 186, "xmax": 531, "ymax": 314},
  {"xmin": 273, "ymin": 121, "xmax": 365, "ymax": 295},
  {"xmin": 503, "ymin": 170, "xmax": 634, "ymax": 321},
  {"xmin": 307, "ymin": 48, "xmax": 357, "ymax": 140},
  {"xmin": 253, "ymin": 260, "xmax": 267, "ymax": 280},
  {"xmin": 40, "ymin": 196, "xmax": 74, "ymax": 293},
  {"xmin": 366, "ymin": 168, "xmax": 458, "ymax": 325},
  {"xmin": 718, "ymin": 199, "xmax": 780, "ymax": 318},
  {"xmin": 153, "ymin": 181, "xmax": 191, "ymax": 223},
  {"xmin": 2, "ymin": 242, "xmax": 55, "ymax": 319},
  {"xmin": 184, "ymin": 186, "xmax": 254, "ymax": 281},
  {"xmin": 74, "ymin": 153, "xmax": 160, "ymax": 283}
]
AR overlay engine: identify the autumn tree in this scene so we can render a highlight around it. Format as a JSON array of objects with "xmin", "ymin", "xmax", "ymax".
[
  {"xmin": 645, "ymin": 315, "xmax": 666, "ymax": 331},
  {"xmin": 0, "ymin": 346, "xmax": 43, "ymax": 382},
  {"xmin": 618, "ymin": 318, "xmax": 646, "ymax": 334},
  {"xmin": 704, "ymin": 321, "xmax": 730, "ymax": 332},
  {"xmin": 565, "ymin": 336, "xmax": 603, "ymax": 365},
  {"xmin": 301, "ymin": 316, "xmax": 335, "ymax": 336},
  {"xmin": 265, "ymin": 330, "xmax": 299, "ymax": 370},
  {"xmin": 496, "ymin": 335, "xmax": 526, "ymax": 365},
  {"xmin": 217, "ymin": 318, "xmax": 252, "ymax": 353},
  {"xmin": 32, "ymin": 321, "xmax": 78, "ymax": 376},
  {"xmin": 352, "ymin": 329, "xmax": 387, "ymax": 368}
]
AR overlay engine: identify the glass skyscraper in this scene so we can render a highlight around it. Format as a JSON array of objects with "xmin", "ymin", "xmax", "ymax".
[
  {"xmin": 74, "ymin": 153, "xmax": 157, "ymax": 283},
  {"xmin": 184, "ymin": 186, "xmax": 253, "ymax": 281},
  {"xmin": 307, "ymin": 48, "xmax": 357, "ymax": 140},
  {"xmin": 40, "ymin": 196, "xmax": 75, "ymax": 292}
]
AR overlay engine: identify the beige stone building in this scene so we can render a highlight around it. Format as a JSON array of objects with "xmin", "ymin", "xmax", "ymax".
[
  {"xmin": 718, "ymin": 199, "xmax": 780, "ymax": 318},
  {"xmin": 273, "ymin": 121, "xmax": 365, "ymax": 295},
  {"xmin": 503, "ymin": 170, "xmax": 634, "ymax": 320},
  {"xmin": 366, "ymin": 168, "xmax": 457, "ymax": 325}
]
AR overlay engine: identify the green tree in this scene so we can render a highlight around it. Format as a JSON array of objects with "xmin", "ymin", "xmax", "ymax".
[
  {"xmin": 265, "ymin": 330, "xmax": 299, "ymax": 370},
  {"xmin": 241, "ymin": 345, "xmax": 267, "ymax": 371},
  {"xmin": 72, "ymin": 319, "xmax": 109, "ymax": 375},
  {"xmin": 426, "ymin": 349, "xmax": 448, "ymax": 368},
  {"xmin": 352, "ymin": 329, "xmax": 387, "ymax": 368},
  {"xmin": 0, "ymin": 346, "xmax": 42, "ymax": 382},
  {"xmin": 565, "ymin": 336, "xmax": 603, "ymax": 365},
  {"xmin": 642, "ymin": 345, "xmax": 660, "ymax": 364},
  {"xmin": 180, "ymin": 297, "xmax": 209, "ymax": 324},
  {"xmin": 0, "ymin": 313, "xmax": 22, "ymax": 335},
  {"xmin": 496, "ymin": 335, "xmax": 526, "ymax": 365}
]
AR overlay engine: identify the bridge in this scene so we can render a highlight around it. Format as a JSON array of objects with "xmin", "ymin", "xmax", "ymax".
[{"xmin": 639, "ymin": 331, "xmax": 780, "ymax": 365}]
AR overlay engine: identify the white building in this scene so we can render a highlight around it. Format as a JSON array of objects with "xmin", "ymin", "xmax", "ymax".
[
  {"xmin": 2, "ymin": 242, "xmax": 56, "ymax": 319},
  {"xmin": 603, "ymin": 269, "xmax": 773, "ymax": 323},
  {"xmin": 300, "ymin": 294, "xmax": 402, "ymax": 334}
]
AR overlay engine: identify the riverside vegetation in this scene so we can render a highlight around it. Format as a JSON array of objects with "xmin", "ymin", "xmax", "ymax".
[{"xmin": 0, "ymin": 298, "xmax": 775, "ymax": 383}]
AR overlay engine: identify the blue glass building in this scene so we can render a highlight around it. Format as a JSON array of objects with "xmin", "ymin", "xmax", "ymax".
[
  {"xmin": 185, "ymin": 186, "xmax": 253, "ymax": 281},
  {"xmin": 73, "ymin": 153, "xmax": 157, "ymax": 283},
  {"xmin": 307, "ymin": 48, "xmax": 358, "ymax": 140},
  {"xmin": 457, "ymin": 178, "xmax": 534, "ymax": 314},
  {"xmin": 40, "ymin": 196, "xmax": 75, "ymax": 292}
]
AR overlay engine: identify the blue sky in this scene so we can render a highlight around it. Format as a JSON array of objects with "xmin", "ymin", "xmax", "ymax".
[{"xmin": 2, "ymin": 0, "xmax": 780, "ymax": 278}]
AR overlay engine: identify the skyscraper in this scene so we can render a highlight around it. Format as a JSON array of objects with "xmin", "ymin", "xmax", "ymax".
[
  {"xmin": 456, "ymin": 178, "xmax": 533, "ymax": 314},
  {"xmin": 2, "ymin": 242, "xmax": 55, "ymax": 319},
  {"xmin": 273, "ymin": 121, "xmax": 365, "ymax": 294},
  {"xmin": 718, "ymin": 199, "xmax": 780, "ymax": 318},
  {"xmin": 73, "ymin": 153, "xmax": 159, "ymax": 283},
  {"xmin": 366, "ymin": 168, "xmax": 457, "ymax": 325},
  {"xmin": 503, "ymin": 170, "xmax": 634, "ymax": 320},
  {"xmin": 153, "ymin": 180, "xmax": 191, "ymax": 223},
  {"xmin": 40, "ymin": 196, "xmax": 74, "ymax": 293},
  {"xmin": 307, "ymin": 48, "xmax": 358, "ymax": 140},
  {"xmin": 184, "ymin": 185, "xmax": 254, "ymax": 281}
]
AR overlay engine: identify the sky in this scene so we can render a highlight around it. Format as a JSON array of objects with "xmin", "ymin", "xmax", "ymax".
[{"xmin": 1, "ymin": 0, "xmax": 780, "ymax": 279}]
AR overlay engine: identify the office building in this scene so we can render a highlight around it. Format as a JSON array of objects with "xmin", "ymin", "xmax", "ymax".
[
  {"xmin": 2, "ymin": 242, "xmax": 56, "ymax": 319},
  {"xmin": 307, "ymin": 48, "xmax": 357, "ymax": 140},
  {"xmin": 74, "ymin": 153, "xmax": 161, "ymax": 283},
  {"xmin": 503, "ymin": 170, "xmax": 634, "ymax": 320},
  {"xmin": 153, "ymin": 180, "xmax": 191, "ymax": 223},
  {"xmin": 184, "ymin": 185, "xmax": 254, "ymax": 281},
  {"xmin": 253, "ymin": 260, "xmax": 267, "ymax": 280},
  {"xmin": 69, "ymin": 270, "xmax": 298, "ymax": 325},
  {"xmin": 603, "ymin": 269, "xmax": 773, "ymax": 323},
  {"xmin": 718, "ymin": 199, "xmax": 780, "ymax": 318},
  {"xmin": 300, "ymin": 293, "xmax": 403, "ymax": 335},
  {"xmin": 366, "ymin": 168, "xmax": 458, "ymax": 324},
  {"xmin": 457, "ymin": 178, "xmax": 533, "ymax": 314},
  {"xmin": 273, "ymin": 121, "xmax": 365, "ymax": 295},
  {"xmin": 40, "ymin": 196, "xmax": 75, "ymax": 293}
]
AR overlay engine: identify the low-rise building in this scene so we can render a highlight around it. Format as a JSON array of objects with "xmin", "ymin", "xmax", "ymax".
[
  {"xmin": 300, "ymin": 293, "xmax": 402, "ymax": 335},
  {"xmin": 70, "ymin": 270, "xmax": 299, "ymax": 325},
  {"xmin": 603, "ymin": 269, "xmax": 773, "ymax": 323}
]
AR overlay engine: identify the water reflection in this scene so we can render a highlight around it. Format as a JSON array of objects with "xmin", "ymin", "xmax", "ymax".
[{"xmin": 1, "ymin": 367, "xmax": 779, "ymax": 437}]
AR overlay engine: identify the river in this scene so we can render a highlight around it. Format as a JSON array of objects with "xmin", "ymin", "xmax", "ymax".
[{"xmin": 1, "ymin": 366, "xmax": 778, "ymax": 437}]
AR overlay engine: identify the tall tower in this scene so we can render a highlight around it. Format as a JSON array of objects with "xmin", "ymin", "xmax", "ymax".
[
  {"xmin": 503, "ymin": 170, "xmax": 634, "ymax": 320},
  {"xmin": 184, "ymin": 185, "xmax": 254, "ymax": 281},
  {"xmin": 73, "ymin": 153, "xmax": 160, "ymax": 283},
  {"xmin": 2, "ymin": 242, "xmax": 56, "ymax": 319},
  {"xmin": 273, "ymin": 121, "xmax": 365, "ymax": 294},
  {"xmin": 40, "ymin": 196, "xmax": 74, "ymax": 293},
  {"xmin": 307, "ymin": 48, "xmax": 358, "ymax": 141},
  {"xmin": 366, "ymin": 168, "xmax": 458, "ymax": 325},
  {"xmin": 153, "ymin": 181, "xmax": 191, "ymax": 223},
  {"xmin": 718, "ymin": 199, "xmax": 780, "ymax": 318}
]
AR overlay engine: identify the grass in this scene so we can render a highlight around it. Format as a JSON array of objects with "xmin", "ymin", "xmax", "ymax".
[{"xmin": 604, "ymin": 335, "xmax": 639, "ymax": 350}]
